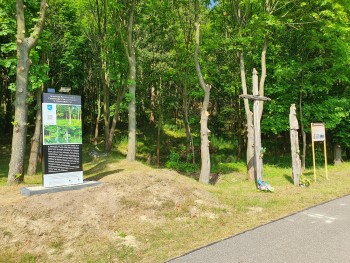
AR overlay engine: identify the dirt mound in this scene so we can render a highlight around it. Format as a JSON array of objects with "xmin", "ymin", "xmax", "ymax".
[{"xmin": 0, "ymin": 160, "xmax": 224, "ymax": 262}]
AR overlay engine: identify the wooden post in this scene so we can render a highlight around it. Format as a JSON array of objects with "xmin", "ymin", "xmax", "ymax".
[
  {"xmin": 239, "ymin": 69, "xmax": 270, "ymax": 188},
  {"xmin": 289, "ymin": 104, "xmax": 301, "ymax": 186},
  {"xmin": 252, "ymin": 69, "xmax": 263, "ymax": 182}
]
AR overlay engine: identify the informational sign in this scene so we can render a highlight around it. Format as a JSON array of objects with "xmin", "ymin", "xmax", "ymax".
[
  {"xmin": 311, "ymin": 123, "xmax": 325, "ymax": 142},
  {"xmin": 310, "ymin": 123, "xmax": 328, "ymax": 182},
  {"xmin": 42, "ymin": 93, "xmax": 83, "ymax": 187}
]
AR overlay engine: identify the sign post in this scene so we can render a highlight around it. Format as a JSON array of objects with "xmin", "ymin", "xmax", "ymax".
[
  {"xmin": 42, "ymin": 93, "xmax": 83, "ymax": 187},
  {"xmin": 239, "ymin": 69, "xmax": 271, "ymax": 186},
  {"xmin": 311, "ymin": 123, "xmax": 328, "ymax": 182}
]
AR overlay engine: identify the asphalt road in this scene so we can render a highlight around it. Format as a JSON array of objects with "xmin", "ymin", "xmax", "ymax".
[{"xmin": 167, "ymin": 194, "xmax": 350, "ymax": 263}]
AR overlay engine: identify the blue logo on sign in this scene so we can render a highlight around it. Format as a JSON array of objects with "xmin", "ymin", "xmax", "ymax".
[{"xmin": 47, "ymin": 105, "xmax": 53, "ymax": 111}]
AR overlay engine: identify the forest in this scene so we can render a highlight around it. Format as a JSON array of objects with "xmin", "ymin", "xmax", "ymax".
[{"xmin": 1, "ymin": 0, "xmax": 350, "ymax": 185}]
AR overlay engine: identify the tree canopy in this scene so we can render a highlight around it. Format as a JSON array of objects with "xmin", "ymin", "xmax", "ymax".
[{"xmin": 1, "ymin": 0, "xmax": 350, "ymax": 183}]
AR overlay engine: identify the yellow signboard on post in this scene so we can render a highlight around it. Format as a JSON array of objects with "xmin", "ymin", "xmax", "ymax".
[{"xmin": 311, "ymin": 123, "xmax": 328, "ymax": 182}]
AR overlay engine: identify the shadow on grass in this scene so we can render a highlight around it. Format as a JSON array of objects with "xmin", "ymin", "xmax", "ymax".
[
  {"xmin": 210, "ymin": 173, "xmax": 220, "ymax": 185},
  {"xmin": 283, "ymin": 174, "xmax": 294, "ymax": 184},
  {"xmin": 85, "ymin": 169, "xmax": 124, "ymax": 181}
]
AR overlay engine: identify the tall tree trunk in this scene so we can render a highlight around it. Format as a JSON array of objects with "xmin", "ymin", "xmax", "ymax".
[
  {"xmin": 126, "ymin": 0, "xmax": 136, "ymax": 161},
  {"xmin": 334, "ymin": 144, "xmax": 343, "ymax": 165},
  {"xmin": 258, "ymin": 35, "xmax": 268, "ymax": 121},
  {"xmin": 8, "ymin": 0, "xmax": 47, "ymax": 185},
  {"xmin": 238, "ymin": 51, "xmax": 255, "ymax": 181},
  {"xmin": 194, "ymin": 16, "xmax": 211, "ymax": 184},
  {"xmin": 289, "ymin": 104, "xmax": 301, "ymax": 186},
  {"xmin": 27, "ymin": 85, "xmax": 43, "ymax": 176}
]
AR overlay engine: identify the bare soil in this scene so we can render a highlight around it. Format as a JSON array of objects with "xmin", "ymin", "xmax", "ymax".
[{"xmin": 0, "ymin": 160, "xmax": 225, "ymax": 263}]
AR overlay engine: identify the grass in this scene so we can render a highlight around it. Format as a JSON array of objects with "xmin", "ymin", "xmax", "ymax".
[
  {"xmin": 1, "ymin": 134, "xmax": 350, "ymax": 262},
  {"xmin": 80, "ymin": 159, "xmax": 350, "ymax": 263}
]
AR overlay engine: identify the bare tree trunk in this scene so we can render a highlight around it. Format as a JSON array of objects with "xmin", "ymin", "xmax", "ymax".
[
  {"xmin": 334, "ymin": 144, "xmax": 343, "ymax": 165},
  {"xmin": 252, "ymin": 69, "xmax": 264, "ymax": 184},
  {"xmin": 290, "ymin": 104, "xmax": 301, "ymax": 186},
  {"xmin": 194, "ymin": 17, "xmax": 211, "ymax": 184},
  {"xmin": 258, "ymin": 35, "xmax": 268, "ymax": 121},
  {"xmin": 238, "ymin": 51, "xmax": 255, "ymax": 181},
  {"xmin": 8, "ymin": 0, "xmax": 47, "ymax": 185},
  {"xmin": 126, "ymin": 0, "xmax": 137, "ymax": 161},
  {"xmin": 27, "ymin": 85, "xmax": 43, "ymax": 176}
]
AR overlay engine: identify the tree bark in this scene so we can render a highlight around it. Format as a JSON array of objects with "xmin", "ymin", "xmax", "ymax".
[
  {"xmin": 334, "ymin": 144, "xmax": 343, "ymax": 165},
  {"xmin": 289, "ymin": 104, "xmax": 301, "ymax": 186},
  {"xmin": 258, "ymin": 35, "xmax": 268, "ymax": 121},
  {"xmin": 27, "ymin": 85, "xmax": 43, "ymax": 176},
  {"xmin": 252, "ymin": 69, "xmax": 264, "ymax": 184},
  {"xmin": 8, "ymin": 0, "xmax": 47, "ymax": 185},
  {"xmin": 194, "ymin": 18, "xmax": 211, "ymax": 184},
  {"xmin": 126, "ymin": 0, "xmax": 137, "ymax": 161},
  {"xmin": 238, "ymin": 51, "xmax": 255, "ymax": 181}
]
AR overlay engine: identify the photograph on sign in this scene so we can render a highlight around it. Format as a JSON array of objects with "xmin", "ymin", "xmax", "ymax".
[{"xmin": 43, "ymin": 104, "xmax": 82, "ymax": 145}]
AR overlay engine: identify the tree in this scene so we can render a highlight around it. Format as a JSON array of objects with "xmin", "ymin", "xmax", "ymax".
[
  {"xmin": 194, "ymin": 0, "xmax": 211, "ymax": 184},
  {"xmin": 117, "ymin": 0, "xmax": 137, "ymax": 161},
  {"xmin": 8, "ymin": 0, "xmax": 48, "ymax": 184},
  {"xmin": 263, "ymin": 0, "xmax": 350, "ymax": 164}
]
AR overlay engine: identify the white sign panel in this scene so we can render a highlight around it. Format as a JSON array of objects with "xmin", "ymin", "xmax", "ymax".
[{"xmin": 311, "ymin": 123, "xmax": 325, "ymax": 142}]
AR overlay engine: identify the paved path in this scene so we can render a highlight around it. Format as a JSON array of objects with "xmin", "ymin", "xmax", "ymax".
[{"xmin": 167, "ymin": 194, "xmax": 350, "ymax": 263}]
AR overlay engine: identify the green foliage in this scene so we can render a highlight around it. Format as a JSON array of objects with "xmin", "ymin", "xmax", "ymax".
[
  {"xmin": 299, "ymin": 175, "xmax": 311, "ymax": 187},
  {"xmin": 166, "ymin": 151, "xmax": 199, "ymax": 174},
  {"xmin": 0, "ymin": 0, "xmax": 17, "ymax": 90},
  {"xmin": 1, "ymin": 0, "xmax": 350, "ymax": 168}
]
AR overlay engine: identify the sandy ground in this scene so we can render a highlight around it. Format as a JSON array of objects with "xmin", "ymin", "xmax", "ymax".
[{"xmin": 0, "ymin": 160, "xmax": 223, "ymax": 262}]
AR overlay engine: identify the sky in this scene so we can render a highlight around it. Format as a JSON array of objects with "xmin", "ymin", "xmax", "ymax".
[{"xmin": 209, "ymin": 0, "xmax": 218, "ymax": 10}]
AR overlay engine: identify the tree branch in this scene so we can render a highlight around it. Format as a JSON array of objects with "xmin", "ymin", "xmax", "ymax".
[{"xmin": 28, "ymin": 0, "xmax": 48, "ymax": 50}]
